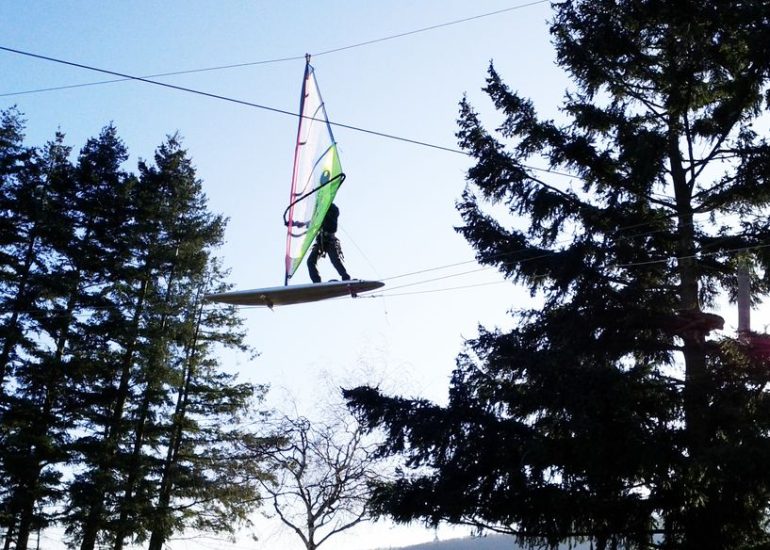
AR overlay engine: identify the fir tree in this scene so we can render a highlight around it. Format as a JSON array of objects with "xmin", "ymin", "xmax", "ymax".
[
  {"xmin": 0, "ymin": 118, "xmax": 276, "ymax": 550},
  {"xmin": 145, "ymin": 266, "xmax": 278, "ymax": 550},
  {"xmin": 0, "ymin": 107, "xmax": 35, "ymax": 396},
  {"xmin": 346, "ymin": 2, "xmax": 770, "ymax": 549},
  {"xmin": 0, "ymin": 126, "xmax": 77, "ymax": 550},
  {"xmin": 63, "ymin": 127, "xmax": 143, "ymax": 550},
  {"xmin": 0, "ymin": 107, "xmax": 34, "ymax": 543},
  {"xmin": 65, "ymin": 135, "xmax": 275, "ymax": 550}
]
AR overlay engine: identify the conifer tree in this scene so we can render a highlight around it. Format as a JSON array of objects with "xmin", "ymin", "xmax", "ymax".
[
  {"xmin": 144, "ymin": 267, "xmax": 278, "ymax": 550},
  {"xmin": 63, "ymin": 127, "xmax": 142, "ymax": 550},
  {"xmin": 0, "ymin": 107, "xmax": 35, "ymax": 543},
  {"xmin": 346, "ymin": 2, "xmax": 770, "ymax": 548},
  {"xmin": 1, "ymin": 123, "xmax": 143, "ymax": 550},
  {"xmin": 109, "ymin": 139, "xmax": 276, "ymax": 550},
  {"xmin": 0, "ymin": 107, "xmax": 37, "ymax": 397},
  {"xmin": 0, "ymin": 117, "xmax": 276, "ymax": 550},
  {"xmin": 107, "ymin": 135, "xmax": 220, "ymax": 550},
  {"xmin": 65, "ymin": 135, "xmax": 276, "ymax": 550},
  {"xmin": 0, "ymin": 126, "xmax": 77, "ymax": 550}
]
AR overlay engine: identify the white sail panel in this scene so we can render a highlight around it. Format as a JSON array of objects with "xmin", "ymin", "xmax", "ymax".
[{"xmin": 284, "ymin": 59, "xmax": 344, "ymax": 283}]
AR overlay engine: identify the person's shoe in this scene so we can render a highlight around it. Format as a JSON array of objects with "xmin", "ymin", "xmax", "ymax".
[{"xmin": 342, "ymin": 274, "xmax": 351, "ymax": 281}]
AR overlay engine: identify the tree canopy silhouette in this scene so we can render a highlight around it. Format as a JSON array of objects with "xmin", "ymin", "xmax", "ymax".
[
  {"xmin": 346, "ymin": 1, "xmax": 770, "ymax": 548},
  {"xmin": 0, "ymin": 113, "xmax": 279, "ymax": 550}
]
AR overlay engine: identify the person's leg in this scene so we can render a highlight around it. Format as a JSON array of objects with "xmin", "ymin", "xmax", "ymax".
[
  {"xmin": 327, "ymin": 237, "xmax": 350, "ymax": 280},
  {"xmin": 306, "ymin": 243, "xmax": 322, "ymax": 283}
]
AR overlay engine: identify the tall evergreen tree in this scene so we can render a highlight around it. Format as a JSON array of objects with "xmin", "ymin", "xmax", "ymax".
[
  {"xmin": 109, "ymin": 139, "xmax": 276, "ymax": 550},
  {"xmin": 0, "ymin": 107, "xmax": 35, "ymax": 544},
  {"xmin": 0, "ymin": 117, "xmax": 276, "ymax": 550},
  {"xmin": 144, "ymin": 267, "xmax": 278, "ymax": 550},
  {"xmin": 346, "ymin": 2, "xmax": 770, "ymax": 549},
  {"xmin": 0, "ymin": 107, "xmax": 37, "ymax": 398},
  {"xmin": 60, "ymin": 125, "xmax": 146, "ymax": 550},
  {"xmin": 64, "ymin": 135, "xmax": 276, "ymax": 550},
  {"xmin": 53, "ymin": 127, "xmax": 142, "ymax": 550},
  {"xmin": 1, "ymin": 122, "xmax": 146, "ymax": 550},
  {"xmin": 0, "ymin": 126, "xmax": 78, "ymax": 550},
  {"xmin": 107, "ymin": 135, "xmax": 219, "ymax": 550}
]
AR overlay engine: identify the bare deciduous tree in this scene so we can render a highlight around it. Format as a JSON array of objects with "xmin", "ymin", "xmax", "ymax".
[{"xmin": 261, "ymin": 412, "xmax": 379, "ymax": 550}]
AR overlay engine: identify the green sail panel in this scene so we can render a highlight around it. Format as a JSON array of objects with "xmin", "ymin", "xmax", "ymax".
[{"xmin": 284, "ymin": 58, "xmax": 345, "ymax": 283}]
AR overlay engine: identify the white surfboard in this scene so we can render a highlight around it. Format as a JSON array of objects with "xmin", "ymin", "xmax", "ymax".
[{"xmin": 204, "ymin": 279, "xmax": 384, "ymax": 308}]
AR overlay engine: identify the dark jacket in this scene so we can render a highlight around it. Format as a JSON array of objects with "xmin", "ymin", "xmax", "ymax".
[{"xmin": 322, "ymin": 203, "xmax": 339, "ymax": 234}]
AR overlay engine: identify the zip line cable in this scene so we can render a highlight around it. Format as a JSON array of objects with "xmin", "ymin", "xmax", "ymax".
[
  {"xmin": 0, "ymin": 55, "xmax": 307, "ymax": 98},
  {"xmin": 0, "ymin": 45, "xmax": 721, "ymax": 245},
  {"xmin": 383, "ymin": 266, "xmax": 494, "ymax": 292},
  {"xmin": 2, "ymin": 238, "xmax": 768, "ymax": 315},
  {"xmin": 371, "ymin": 218, "xmax": 769, "ymax": 292},
  {"xmin": 368, "ymin": 240, "xmax": 770, "ymax": 300},
  {"xmin": 0, "ymin": 45, "xmax": 580, "ymax": 180},
  {"xmin": 0, "ymin": 0, "xmax": 549, "ymax": 99},
  {"xmin": 0, "ymin": 45, "xmax": 468, "ymax": 157},
  {"xmin": 367, "ymin": 279, "xmax": 510, "ymax": 299},
  {"xmin": 318, "ymin": 277, "xmax": 511, "ymax": 303},
  {"xmin": 311, "ymin": 0, "xmax": 550, "ymax": 58},
  {"xmin": 377, "ymin": 217, "xmax": 695, "ymax": 283}
]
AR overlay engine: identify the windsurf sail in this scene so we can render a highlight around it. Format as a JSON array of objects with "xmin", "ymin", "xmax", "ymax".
[{"xmin": 283, "ymin": 55, "xmax": 345, "ymax": 284}]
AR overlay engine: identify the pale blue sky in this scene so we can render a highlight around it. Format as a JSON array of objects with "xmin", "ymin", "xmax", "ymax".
[{"xmin": 1, "ymin": 2, "xmax": 570, "ymax": 548}]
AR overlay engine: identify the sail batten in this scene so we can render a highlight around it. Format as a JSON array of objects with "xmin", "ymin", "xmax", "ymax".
[{"xmin": 284, "ymin": 58, "xmax": 344, "ymax": 284}]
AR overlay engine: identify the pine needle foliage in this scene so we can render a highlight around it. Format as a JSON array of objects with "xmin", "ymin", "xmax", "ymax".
[
  {"xmin": 346, "ymin": 2, "xmax": 770, "ymax": 549},
  {"xmin": 0, "ymin": 114, "xmax": 278, "ymax": 550}
]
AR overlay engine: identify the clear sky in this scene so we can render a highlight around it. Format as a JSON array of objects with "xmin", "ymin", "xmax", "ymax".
[{"xmin": 1, "ymin": 1, "xmax": 583, "ymax": 548}]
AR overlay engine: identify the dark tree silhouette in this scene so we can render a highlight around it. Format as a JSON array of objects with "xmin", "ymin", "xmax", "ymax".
[
  {"xmin": 0, "ymin": 117, "xmax": 277, "ymax": 550},
  {"xmin": 346, "ymin": 2, "xmax": 770, "ymax": 549}
]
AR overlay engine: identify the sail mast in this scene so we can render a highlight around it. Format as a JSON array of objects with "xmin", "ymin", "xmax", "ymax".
[
  {"xmin": 284, "ymin": 55, "xmax": 313, "ymax": 285},
  {"xmin": 283, "ymin": 55, "xmax": 345, "ymax": 285}
]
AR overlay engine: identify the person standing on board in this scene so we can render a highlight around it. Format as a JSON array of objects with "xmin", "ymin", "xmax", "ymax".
[{"xmin": 307, "ymin": 202, "xmax": 351, "ymax": 283}]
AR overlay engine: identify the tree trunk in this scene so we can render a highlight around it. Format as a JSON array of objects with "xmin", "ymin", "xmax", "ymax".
[
  {"xmin": 116, "ymin": 254, "xmax": 179, "ymax": 550},
  {"xmin": 3, "ymin": 519, "xmax": 15, "ymax": 550},
  {"xmin": 670, "ymin": 118, "xmax": 715, "ymax": 549},
  {"xmin": 15, "ymin": 268, "xmax": 82, "ymax": 549},
  {"xmin": 80, "ymin": 278, "xmax": 149, "ymax": 550},
  {"xmin": 147, "ymin": 292, "xmax": 201, "ymax": 550}
]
